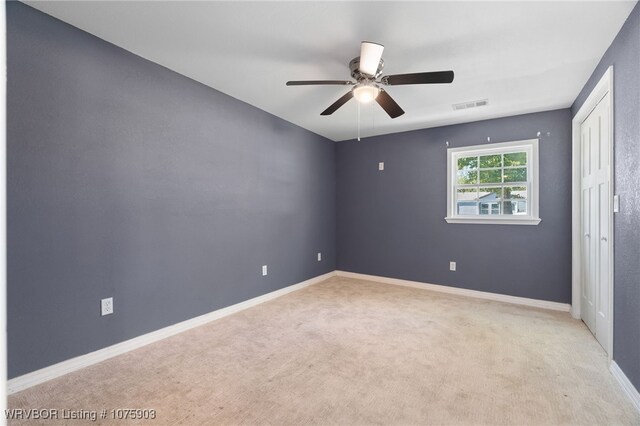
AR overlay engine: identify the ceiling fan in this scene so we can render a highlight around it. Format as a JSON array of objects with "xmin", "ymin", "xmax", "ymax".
[{"xmin": 286, "ymin": 41, "xmax": 454, "ymax": 119}]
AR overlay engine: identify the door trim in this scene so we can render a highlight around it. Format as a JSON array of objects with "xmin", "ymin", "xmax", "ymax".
[{"xmin": 571, "ymin": 66, "xmax": 614, "ymax": 361}]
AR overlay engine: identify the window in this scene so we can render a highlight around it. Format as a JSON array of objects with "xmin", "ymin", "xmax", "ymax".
[{"xmin": 446, "ymin": 139, "xmax": 540, "ymax": 225}]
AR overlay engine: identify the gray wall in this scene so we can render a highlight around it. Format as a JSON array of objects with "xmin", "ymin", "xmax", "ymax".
[
  {"xmin": 337, "ymin": 109, "xmax": 572, "ymax": 303},
  {"xmin": 7, "ymin": 2, "xmax": 336, "ymax": 378},
  {"xmin": 572, "ymin": 1, "xmax": 640, "ymax": 391}
]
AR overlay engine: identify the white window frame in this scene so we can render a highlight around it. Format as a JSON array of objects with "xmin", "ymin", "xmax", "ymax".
[{"xmin": 446, "ymin": 139, "xmax": 541, "ymax": 225}]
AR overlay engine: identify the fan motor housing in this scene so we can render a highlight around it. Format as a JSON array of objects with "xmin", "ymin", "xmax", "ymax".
[{"xmin": 349, "ymin": 57, "xmax": 385, "ymax": 80}]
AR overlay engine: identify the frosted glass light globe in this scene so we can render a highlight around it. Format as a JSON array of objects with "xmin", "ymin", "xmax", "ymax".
[{"xmin": 353, "ymin": 83, "xmax": 380, "ymax": 103}]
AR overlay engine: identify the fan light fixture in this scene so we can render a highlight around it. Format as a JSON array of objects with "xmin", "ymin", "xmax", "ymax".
[{"xmin": 353, "ymin": 83, "xmax": 380, "ymax": 103}]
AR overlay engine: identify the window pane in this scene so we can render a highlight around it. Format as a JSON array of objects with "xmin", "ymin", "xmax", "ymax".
[
  {"xmin": 503, "ymin": 186, "xmax": 528, "ymax": 215},
  {"xmin": 479, "ymin": 187, "xmax": 502, "ymax": 201},
  {"xmin": 479, "ymin": 169, "xmax": 501, "ymax": 183},
  {"xmin": 457, "ymin": 156, "xmax": 478, "ymax": 170},
  {"xmin": 479, "ymin": 154, "xmax": 502, "ymax": 168},
  {"xmin": 456, "ymin": 188, "xmax": 478, "ymax": 201},
  {"xmin": 491, "ymin": 204, "xmax": 500, "ymax": 215},
  {"xmin": 504, "ymin": 152, "xmax": 527, "ymax": 166},
  {"xmin": 457, "ymin": 170, "xmax": 477, "ymax": 184},
  {"xmin": 502, "ymin": 200, "xmax": 528, "ymax": 215},
  {"xmin": 504, "ymin": 186, "xmax": 527, "ymax": 199},
  {"xmin": 503, "ymin": 167, "xmax": 527, "ymax": 183},
  {"xmin": 456, "ymin": 188, "xmax": 478, "ymax": 215},
  {"xmin": 458, "ymin": 203, "xmax": 478, "ymax": 215}
]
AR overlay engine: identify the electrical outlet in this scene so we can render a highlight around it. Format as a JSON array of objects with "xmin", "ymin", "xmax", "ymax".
[
  {"xmin": 449, "ymin": 261, "xmax": 456, "ymax": 271},
  {"xmin": 378, "ymin": 162, "xmax": 384, "ymax": 171},
  {"xmin": 317, "ymin": 252, "xmax": 322, "ymax": 262},
  {"xmin": 262, "ymin": 265, "xmax": 268, "ymax": 276},
  {"xmin": 101, "ymin": 297, "xmax": 113, "ymax": 316}
]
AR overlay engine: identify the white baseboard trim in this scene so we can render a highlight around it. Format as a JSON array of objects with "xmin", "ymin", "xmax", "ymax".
[
  {"xmin": 7, "ymin": 271, "xmax": 336, "ymax": 395},
  {"xmin": 610, "ymin": 361, "xmax": 640, "ymax": 413},
  {"xmin": 336, "ymin": 271, "xmax": 571, "ymax": 312}
]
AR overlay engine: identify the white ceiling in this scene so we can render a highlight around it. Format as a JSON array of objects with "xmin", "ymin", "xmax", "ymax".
[{"xmin": 26, "ymin": 1, "xmax": 637, "ymax": 141}]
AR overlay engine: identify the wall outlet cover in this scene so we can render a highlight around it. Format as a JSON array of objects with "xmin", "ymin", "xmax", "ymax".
[
  {"xmin": 262, "ymin": 265, "xmax": 268, "ymax": 276},
  {"xmin": 449, "ymin": 261, "xmax": 457, "ymax": 271},
  {"xmin": 101, "ymin": 297, "xmax": 113, "ymax": 316},
  {"xmin": 378, "ymin": 162, "xmax": 384, "ymax": 171},
  {"xmin": 317, "ymin": 252, "xmax": 322, "ymax": 261}
]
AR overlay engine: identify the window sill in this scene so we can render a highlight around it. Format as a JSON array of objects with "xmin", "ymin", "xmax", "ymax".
[{"xmin": 445, "ymin": 216, "xmax": 542, "ymax": 225}]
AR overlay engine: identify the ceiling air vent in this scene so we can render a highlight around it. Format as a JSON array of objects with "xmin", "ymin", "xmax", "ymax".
[{"xmin": 453, "ymin": 99, "xmax": 488, "ymax": 111}]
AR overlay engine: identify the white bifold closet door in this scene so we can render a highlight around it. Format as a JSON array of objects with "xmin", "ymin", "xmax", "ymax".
[{"xmin": 580, "ymin": 91, "xmax": 611, "ymax": 351}]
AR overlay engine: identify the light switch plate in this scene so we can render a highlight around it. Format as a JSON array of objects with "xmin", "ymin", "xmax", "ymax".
[
  {"xmin": 317, "ymin": 252, "xmax": 322, "ymax": 262},
  {"xmin": 613, "ymin": 194, "xmax": 619, "ymax": 213},
  {"xmin": 262, "ymin": 265, "xmax": 268, "ymax": 276},
  {"xmin": 449, "ymin": 261, "xmax": 456, "ymax": 271},
  {"xmin": 378, "ymin": 162, "xmax": 384, "ymax": 171}
]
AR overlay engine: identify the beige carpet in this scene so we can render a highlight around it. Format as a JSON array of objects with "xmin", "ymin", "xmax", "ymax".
[{"xmin": 8, "ymin": 276, "xmax": 640, "ymax": 425}]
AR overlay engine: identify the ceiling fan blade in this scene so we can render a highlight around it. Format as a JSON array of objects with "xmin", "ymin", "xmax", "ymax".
[
  {"xmin": 359, "ymin": 41, "xmax": 384, "ymax": 76},
  {"xmin": 286, "ymin": 80, "xmax": 354, "ymax": 86},
  {"xmin": 321, "ymin": 90, "xmax": 354, "ymax": 115},
  {"xmin": 375, "ymin": 89, "xmax": 405, "ymax": 119},
  {"xmin": 382, "ymin": 71, "xmax": 454, "ymax": 86}
]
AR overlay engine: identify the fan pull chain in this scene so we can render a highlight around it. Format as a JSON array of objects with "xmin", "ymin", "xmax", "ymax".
[{"xmin": 357, "ymin": 102, "xmax": 361, "ymax": 141}]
